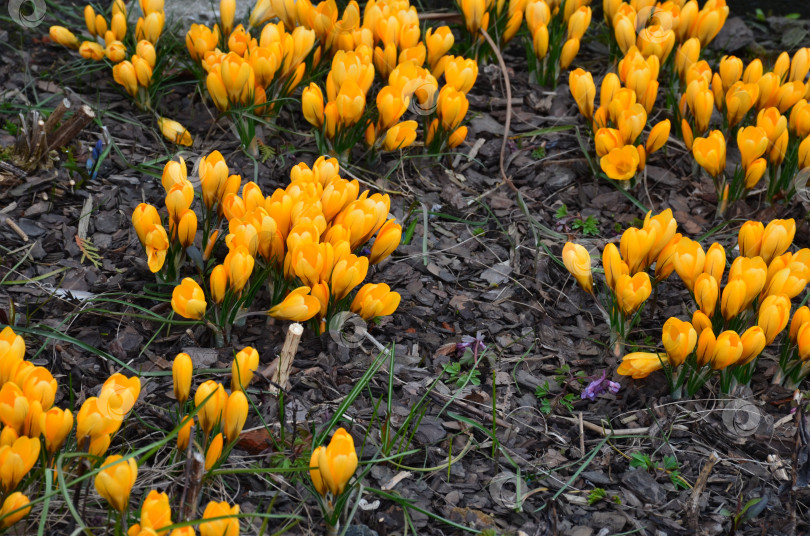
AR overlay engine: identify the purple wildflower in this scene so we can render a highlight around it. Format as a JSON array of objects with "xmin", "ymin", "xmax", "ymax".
[
  {"xmin": 581, "ymin": 370, "xmax": 621, "ymax": 401},
  {"xmin": 457, "ymin": 331, "xmax": 486, "ymax": 354}
]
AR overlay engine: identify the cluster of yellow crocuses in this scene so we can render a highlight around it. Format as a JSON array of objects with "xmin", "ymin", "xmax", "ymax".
[
  {"xmin": 564, "ymin": 213, "xmax": 810, "ymax": 393},
  {"xmin": 570, "ymin": 1, "xmax": 810, "ymax": 209},
  {"xmin": 170, "ymin": 348, "xmax": 250, "ymax": 473},
  {"xmin": 49, "ymin": 0, "xmax": 193, "ymax": 146},
  {"xmin": 459, "ymin": 0, "xmax": 591, "ymax": 81},
  {"xmin": 187, "ymin": 1, "xmax": 316, "ymax": 118},
  {"xmin": 95, "ymin": 459, "xmax": 240, "ymax": 536},
  {"xmin": 569, "ymin": 48, "xmax": 671, "ymax": 182},
  {"xmin": 676, "ymin": 45, "xmax": 810, "ymax": 203},
  {"xmin": 132, "ymin": 152, "xmax": 401, "ymax": 338},
  {"xmin": 605, "ymin": 0, "xmax": 729, "ymax": 62},
  {"xmin": 0, "ymin": 326, "xmax": 142, "ymax": 530},
  {"xmin": 299, "ymin": 0, "xmax": 475, "ymax": 155}
]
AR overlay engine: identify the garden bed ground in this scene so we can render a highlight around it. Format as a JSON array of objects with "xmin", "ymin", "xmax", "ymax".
[{"xmin": 2, "ymin": 3, "xmax": 810, "ymax": 536}]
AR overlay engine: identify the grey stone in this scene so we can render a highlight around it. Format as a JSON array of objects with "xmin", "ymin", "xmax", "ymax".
[
  {"xmin": 181, "ymin": 347, "xmax": 219, "ymax": 368},
  {"xmin": 163, "ymin": 0, "xmax": 249, "ymax": 25},
  {"xmin": 580, "ymin": 470, "xmax": 613, "ymax": 486},
  {"xmin": 544, "ymin": 167, "xmax": 577, "ymax": 191},
  {"xmin": 95, "ymin": 211, "xmax": 120, "ymax": 234},
  {"xmin": 23, "ymin": 201, "xmax": 50, "ymax": 218},
  {"xmin": 29, "ymin": 240, "xmax": 47, "ymax": 260},
  {"xmin": 591, "ymin": 512, "xmax": 626, "ymax": 533},
  {"xmin": 414, "ymin": 415, "xmax": 446, "ymax": 445},
  {"xmin": 711, "ymin": 17, "xmax": 754, "ymax": 53},
  {"xmin": 470, "ymin": 114, "xmax": 507, "ymax": 137},
  {"xmin": 481, "ymin": 261, "xmax": 512, "ymax": 286},
  {"xmin": 16, "ymin": 218, "xmax": 45, "ymax": 237},
  {"xmin": 622, "ymin": 469, "xmax": 668, "ymax": 504},
  {"xmin": 92, "ymin": 233, "xmax": 112, "ymax": 250}
]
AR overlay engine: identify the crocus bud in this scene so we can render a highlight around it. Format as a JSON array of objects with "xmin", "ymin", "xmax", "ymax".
[
  {"xmin": 562, "ymin": 242, "xmax": 593, "ymax": 294},
  {"xmin": 735, "ymin": 326, "xmax": 766, "ymax": 366},
  {"xmin": 661, "ymin": 317, "xmax": 697, "ymax": 368},
  {"xmin": 646, "ymin": 119, "xmax": 670, "ymax": 154},
  {"xmin": 614, "ymin": 272, "xmax": 652, "ymax": 315},
  {"xmin": 113, "ymin": 61, "xmax": 139, "ymax": 97},
  {"xmin": 224, "ymin": 245, "xmax": 255, "ymax": 294},
  {"xmin": 135, "ymin": 490, "xmax": 172, "ymax": 534},
  {"xmin": 158, "ymin": 117, "xmax": 193, "ymax": 147},
  {"xmin": 0, "ymin": 492, "xmax": 31, "ymax": 530},
  {"xmin": 79, "ymin": 41, "xmax": 105, "ymax": 61},
  {"xmin": 267, "ymin": 287, "xmax": 321, "ymax": 321},
  {"xmin": 560, "ymin": 38, "xmax": 580, "ymax": 70},
  {"xmin": 210, "ymin": 264, "xmax": 228, "ymax": 305},
  {"xmin": 369, "ymin": 219, "xmax": 401, "ymax": 265},
  {"xmin": 694, "ymin": 273, "xmax": 719, "ymax": 318},
  {"xmin": 171, "ymin": 278, "xmax": 207, "ymax": 320},
  {"xmin": 177, "ymin": 416, "xmax": 194, "ymax": 451},
  {"xmin": 200, "ymin": 501, "xmax": 240, "ymax": 536},
  {"xmin": 721, "ymin": 278, "xmax": 747, "ymax": 320},
  {"xmin": 194, "ymin": 381, "xmax": 227, "ymax": 437},
  {"xmin": 310, "ymin": 428, "xmax": 357, "ymax": 496},
  {"xmin": 302, "ymin": 83, "xmax": 325, "ymax": 128},
  {"xmin": 177, "ymin": 210, "xmax": 197, "ymax": 248},
  {"xmin": 220, "ymin": 0, "xmax": 235, "ymax": 36},
  {"xmin": 94, "ymin": 455, "xmax": 138, "ymax": 512},
  {"xmin": 703, "ymin": 242, "xmax": 726, "ymax": 284},
  {"xmin": 738, "ymin": 221, "xmax": 765, "ymax": 258},
  {"xmin": 172, "ymin": 353, "xmax": 193, "ymax": 405},
  {"xmin": 49, "ymin": 26, "xmax": 79, "ymax": 49},
  {"xmin": 760, "ymin": 218, "xmax": 795, "ymax": 265},
  {"xmin": 205, "ymin": 433, "xmax": 224, "ymax": 470},
  {"xmin": 231, "ymin": 347, "xmax": 259, "ymax": 392},
  {"xmin": 757, "ymin": 294, "xmax": 791, "ymax": 345},
  {"xmin": 569, "ymin": 68, "xmax": 595, "ymax": 121},
  {"xmin": 224, "ymin": 390, "xmax": 248, "ymax": 442},
  {"xmin": 711, "ymin": 330, "xmax": 743, "ymax": 370},
  {"xmin": 0, "ymin": 437, "xmax": 40, "ymax": 492},
  {"xmin": 616, "ymin": 352, "xmax": 665, "ymax": 379}
]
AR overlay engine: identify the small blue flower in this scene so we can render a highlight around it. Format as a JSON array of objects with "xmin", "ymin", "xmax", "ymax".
[{"xmin": 86, "ymin": 139, "xmax": 104, "ymax": 180}]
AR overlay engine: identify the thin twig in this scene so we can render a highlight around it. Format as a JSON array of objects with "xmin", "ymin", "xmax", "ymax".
[
  {"xmin": 478, "ymin": 28, "xmax": 564, "ymax": 242},
  {"xmin": 686, "ymin": 451, "xmax": 719, "ymax": 531}
]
